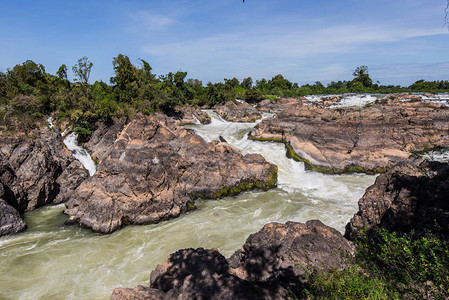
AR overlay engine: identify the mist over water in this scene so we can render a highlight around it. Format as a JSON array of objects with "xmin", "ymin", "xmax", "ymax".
[{"xmin": 0, "ymin": 111, "xmax": 376, "ymax": 299}]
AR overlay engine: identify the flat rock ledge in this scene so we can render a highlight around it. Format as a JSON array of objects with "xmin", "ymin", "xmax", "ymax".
[
  {"xmin": 64, "ymin": 113, "xmax": 277, "ymax": 234},
  {"xmin": 250, "ymin": 99, "xmax": 449, "ymax": 174},
  {"xmin": 111, "ymin": 220, "xmax": 353, "ymax": 299}
]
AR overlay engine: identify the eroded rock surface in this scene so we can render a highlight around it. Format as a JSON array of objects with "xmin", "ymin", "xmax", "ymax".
[
  {"xmin": 0, "ymin": 127, "xmax": 88, "ymax": 236},
  {"xmin": 111, "ymin": 220, "xmax": 353, "ymax": 299},
  {"xmin": 251, "ymin": 99, "xmax": 449, "ymax": 173},
  {"xmin": 64, "ymin": 113, "xmax": 277, "ymax": 234},
  {"xmin": 215, "ymin": 101, "xmax": 262, "ymax": 122},
  {"xmin": 228, "ymin": 220, "xmax": 354, "ymax": 295},
  {"xmin": 345, "ymin": 162, "xmax": 449, "ymax": 240},
  {"xmin": 255, "ymin": 97, "xmax": 304, "ymax": 113},
  {"xmin": 0, "ymin": 199, "xmax": 26, "ymax": 237},
  {"xmin": 177, "ymin": 106, "xmax": 211, "ymax": 125}
]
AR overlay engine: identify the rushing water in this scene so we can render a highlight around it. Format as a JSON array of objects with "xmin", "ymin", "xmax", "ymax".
[
  {"xmin": 63, "ymin": 133, "xmax": 97, "ymax": 176},
  {"xmin": 0, "ymin": 111, "xmax": 376, "ymax": 299}
]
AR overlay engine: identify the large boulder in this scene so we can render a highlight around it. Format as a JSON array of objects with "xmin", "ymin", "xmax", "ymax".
[
  {"xmin": 228, "ymin": 220, "xmax": 354, "ymax": 295},
  {"xmin": 345, "ymin": 162, "xmax": 449, "ymax": 240},
  {"xmin": 0, "ymin": 129, "xmax": 77, "ymax": 212},
  {"xmin": 111, "ymin": 221, "xmax": 353, "ymax": 299},
  {"xmin": 64, "ymin": 113, "xmax": 277, "ymax": 234},
  {"xmin": 0, "ymin": 127, "xmax": 89, "ymax": 237},
  {"xmin": 251, "ymin": 98, "xmax": 449, "ymax": 173},
  {"xmin": 112, "ymin": 248, "xmax": 284, "ymax": 300},
  {"xmin": 0, "ymin": 199, "xmax": 26, "ymax": 237}
]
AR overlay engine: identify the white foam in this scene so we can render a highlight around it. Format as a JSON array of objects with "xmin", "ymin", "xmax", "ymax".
[{"xmin": 63, "ymin": 133, "xmax": 96, "ymax": 176}]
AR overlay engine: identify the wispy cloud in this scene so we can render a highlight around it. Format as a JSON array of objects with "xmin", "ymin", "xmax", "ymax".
[
  {"xmin": 128, "ymin": 11, "xmax": 176, "ymax": 30},
  {"xmin": 143, "ymin": 24, "xmax": 446, "ymax": 60}
]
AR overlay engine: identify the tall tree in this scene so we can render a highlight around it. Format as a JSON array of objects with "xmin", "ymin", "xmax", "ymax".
[
  {"xmin": 352, "ymin": 65, "xmax": 372, "ymax": 88},
  {"xmin": 72, "ymin": 57, "xmax": 93, "ymax": 97}
]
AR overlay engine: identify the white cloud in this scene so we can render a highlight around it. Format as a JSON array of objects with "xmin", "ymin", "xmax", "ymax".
[{"xmin": 128, "ymin": 11, "xmax": 175, "ymax": 30}]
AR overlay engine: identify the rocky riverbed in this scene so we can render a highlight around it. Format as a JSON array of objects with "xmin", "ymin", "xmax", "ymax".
[
  {"xmin": 64, "ymin": 113, "xmax": 277, "ymax": 233},
  {"xmin": 250, "ymin": 97, "xmax": 449, "ymax": 173},
  {"xmin": 1, "ymin": 94, "xmax": 448, "ymax": 299}
]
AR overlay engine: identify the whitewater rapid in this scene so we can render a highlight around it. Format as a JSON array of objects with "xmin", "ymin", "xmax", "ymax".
[
  {"xmin": 63, "ymin": 133, "xmax": 96, "ymax": 176},
  {"xmin": 0, "ymin": 110, "xmax": 376, "ymax": 299}
]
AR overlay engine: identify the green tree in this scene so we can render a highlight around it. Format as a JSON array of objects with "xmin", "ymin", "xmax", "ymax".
[
  {"xmin": 352, "ymin": 65, "xmax": 372, "ymax": 88},
  {"xmin": 110, "ymin": 54, "xmax": 139, "ymax": 103},
  {"xmin": 269, "ymin": 74, "xmax": 292, "ymax": 90},
  {"xmin": 241, "ymin": 77, "xmax": 253, "ymax": 89},
  {"xmin": 72, "ymin": 57, "xmax": 93, "ymax": 97}
]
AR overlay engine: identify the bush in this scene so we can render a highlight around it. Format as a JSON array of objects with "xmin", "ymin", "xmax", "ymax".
[{"xmin": 303, "ymin": 228, "xmax": 449, "ymax": 299}]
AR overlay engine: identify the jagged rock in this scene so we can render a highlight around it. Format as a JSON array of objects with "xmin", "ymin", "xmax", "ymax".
[
  {"xmin": 0, "ymin": 129, "xmax": 75, "ymax": 212},
  {"xmin": 112, "ymin": 248, "xmax": 288, "ymax": 300},
  {"xmin": 84, "ymin": 118, "xmax": 127, "ymax": 163},
  {"xmin": 251, "ymin": 99, "xmax": 449, "ymax": 173},
  {"xmin": 228, "ymin": 220, "xmax": 354, "ymax": 295},
  {"xmin": 111, "ymin": 285, "xmax": 164, "ymax": 300},
  {"xmin": 345, "ymin": 162, "xmax": 449, "ymax": 240},
  {"xmin": 215, "ymin": 101, "xmax": 262, "ymax": 122},
  {"xmin": 255, "ymin": 98, "xmax": 304, "ymax": 113},
  {"xmin": 53, "ymin": 160, "xmax": 89, "ymax": 204},
  {"xmin": 0, "ymin": 199, "xmax": 26, "ymax": 237},
  {"xmin": 111, "ymin": 221, "xmax": 353, "ymax": 299},
  {"xmin": 64, "ymin": 113, "xmax": 277, "ymax": 234},
  {"xmin": 0, "ymin": 127, "xmax": 90, "ymax": 236},
  {"xmin": 176, "ymin": 106, "xmax": 211, "ymax": 125}
]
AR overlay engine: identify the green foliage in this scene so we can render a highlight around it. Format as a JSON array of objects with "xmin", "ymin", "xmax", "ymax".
[
  {"xmin": 2, "ymin": 57, "xmax": 449, "ymax": 136},
  {"xmin": 73, "ymin": 121, "xmax": 93, "ymax": 143},
  {"xmin": 244, "ymin": 87, "xmax": 264, "ymax": 103},
  {"xmin": 269, "ymin": 74, "xmax": 292, "ymax": 90},
  {"xmin": 241, "ymin": 77, "xmax": 253, "ymax": 89},
  {"xmin": 72, "ymin": 57, "xmax": 93, "ymax": 97},
  {"xmin": 352, "ymin": 65, "xmax": 373, "ymax": 88},
  {"xmin": 303, "ymin": 228, "xmax": 449, "ymax": 299}
]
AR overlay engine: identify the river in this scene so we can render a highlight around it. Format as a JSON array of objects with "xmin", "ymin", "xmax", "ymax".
[{"xmin": 0, "ymin": 110, "xmax": 376, "ymax": 299}]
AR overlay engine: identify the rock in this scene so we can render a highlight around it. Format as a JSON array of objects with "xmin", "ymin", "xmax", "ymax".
[
  {"xmin": 0, "ymin": 155, "xmax": 26, "ymax": 212},
  {"xmin": 176, "ymin": 106, "xmax": 211, "ymax": 125},
  {"xmin": 256, "ymin": 98, "xmax": 304, "ymax": 114},
  {"xmin": 147, "ymin": 248, "xmax": 284, "ymax": 299},
  {"xmin": 53, "ymin": 160, "xmax": 89, "ymax": 204},
  {"xmin": 0, "ymin": 126, "xmax": 90, "ymax": 236},
  {"xmin": 111, "ymin": 221, "xmax": 353, "ymax": 299},
  {"xmin": 214, "ymin": 101, "xmax": 262, "ymax": 122},
  {"xmin": 228, "ymin": 220, "xmax": 354, "ymax": 294},
  {"xmin": 84, "ymin": 118, "xmax": 127, "ymax": 163},
  {"xmin": 111, "ymin": 286, "xmax": 163, "ymax": 300},
  {"xmin": 0, "ymin": 199, "xmax": 26, "ymax": 237},
  {"xmin": 250, "ymin": 98, "xmax": 449, "ymax": 173},
  {"xmin": 64, "ymin": 113, "xmax": 277, "ymax": 234},
  {"xmin": 345, "ymin": 162, "xmax": 449, "ymax": 240},
  {"xmin": 0, "ymin": 128, "xmax": 77, "ymax": 212}
]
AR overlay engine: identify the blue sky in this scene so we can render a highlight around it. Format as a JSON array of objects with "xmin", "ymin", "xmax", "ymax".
[{"xmin": 1, "ymin": 0, "xmax": 448, "ymax": 86}]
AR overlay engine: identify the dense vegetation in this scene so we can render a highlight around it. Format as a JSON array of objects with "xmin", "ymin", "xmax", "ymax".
[
  {"xmin": 303, "ymin": 228, "xmax": 449, "ymax": 299},
  {"xmin": 1, "ymin": 56, "xmax": 448, "ymax": 136}
]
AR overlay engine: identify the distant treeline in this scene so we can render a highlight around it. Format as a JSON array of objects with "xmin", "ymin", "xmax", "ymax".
[{"xmin": 1, "ymin": 55, "xmax": 448, "ymax": 137}]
